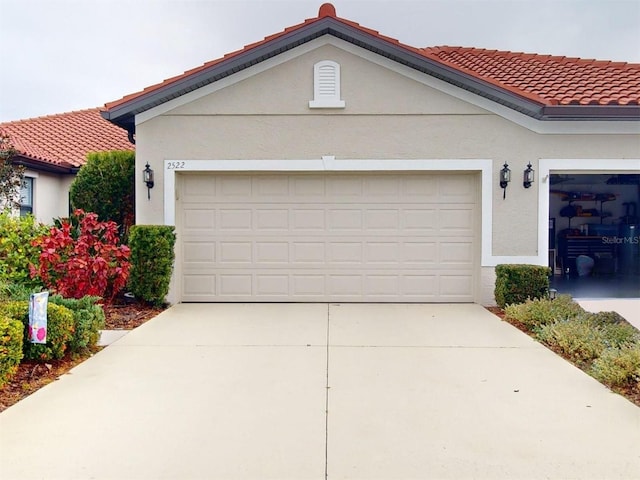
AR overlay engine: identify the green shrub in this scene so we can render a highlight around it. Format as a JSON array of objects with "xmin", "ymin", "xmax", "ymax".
[
  {"xmin": 0, "ymin": 280, "xmax": 39, "ymax": 302},
  {"xmin": 504, "ymin": 294, "xmax": 584, "ymax": 330},
  {"xmin": 128, "ymin": 225, "xmax": 176, "ymax": 306},
  {"xmin": 0, "ymin": 212, "xmax": 47, "ymax": 289},
  {"xmin": 0, "ymin": 301, "xmax": 74, "ymax": 361},
  {"xmin": 0, "ymin": 315, "xmax": 23, "ymax": 388},
  {"xmin": 69, "ymin": 151, "xmax": 135, "ymax": 240},
  {"xmin": 591, "ymin": 344, "xmax": 640, "ymax": 388},
  {"xmin": 536, "ymin": 317, "xmax": 607, "ymax": 365},
  {"xmin": 48, "ymin": 295, "xmax": 105, "ymax": 355},
  {"xmin": 494, "ymin": 264, "xmax": 551, "ymax": 308},
  {"xmin": 537, "ymin": 314, "xmax": 639, "ymax": 366}
]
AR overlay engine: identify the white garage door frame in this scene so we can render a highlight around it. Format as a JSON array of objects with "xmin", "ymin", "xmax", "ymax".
[{"xmin": 163, "ymin": 157, "xmax": 544, "ymax": 302}]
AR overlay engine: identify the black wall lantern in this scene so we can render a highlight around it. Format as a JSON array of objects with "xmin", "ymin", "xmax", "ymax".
[
  {"xmin": 523, "ymin": 162, "xmax": 535, "ymax": 188},
  {"xmin": 499, "ymin": 162, "xmax": 511, "ymax": 199},
  {"xmin": 143, "ymin": 163, "xmax": 154, "ymax": 199}
]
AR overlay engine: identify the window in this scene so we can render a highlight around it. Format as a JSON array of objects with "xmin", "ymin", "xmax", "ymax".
[
  {"xmin": 19, "ymin": 177, "xmax": 33, "ymax": 216},
  {"xmin": 309, "ymin": 60, "xmax": 345, "ymax": 108}
]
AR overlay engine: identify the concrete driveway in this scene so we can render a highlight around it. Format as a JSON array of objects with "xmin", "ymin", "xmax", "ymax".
[{"xmin": 1, "ymin": 303, "xmax": 639, "ymax": 480}]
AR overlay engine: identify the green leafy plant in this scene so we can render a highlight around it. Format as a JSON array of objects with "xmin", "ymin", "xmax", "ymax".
[
  {"xmin": 0, "ymin": 133, "xmax": 25, "ymax": 210},
  {"xmin": 128, "ymin": 225, "xmax": 176, "ymax": 306},
  {"xmin": 30, "ymin": 209, "xmax": 131, "ymax": 302},
  {"xmin": 69, "ymin": 150, "xmax": 135, "ymax": 240},
  {"xmin": 49, "ymin": 295, "xmax": 105, "ymax": 355},
  {"xmin": 537, "ymin": 314, "xmax": 639, "ymax": 367},
  {"xmin": 0, "ymin": 280, "xmax": 40, "ymax": 302},
  {"xmin": 504, "ymin": 294, "xmax": 584, "ymax": 330},
  {"xmin": 0, "ymin": 212, "xmax": 47, "ymax": 289},
  {"xmin": 536, "ymin": 317, "xmax": 608, "ymax": 365},
  {"xmin": 591, "ymin": 344, "xmax": 640, "ymax": 388},
  {"xmin": 0, "ymin": 301, "xmax": 74, "ymax": 361},
  {"xmin": 494, "ymin": 264, "xmax": 551, "ymax": 308},
  {"xmin": 0, "ymin": 315, "xmax": 23, "ymax": 388}
]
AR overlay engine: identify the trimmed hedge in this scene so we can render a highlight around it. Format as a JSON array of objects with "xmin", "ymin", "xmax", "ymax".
[
  {"xmin": 0, "ymin": 315, "xmax": 23, "ymax": 388},
  {"xmin": 0, "ymin": 301, "xmax": 74, "ymax": 361},
  {"xmin": 494, "ymin": 264, "xmax": 551, "ymax": 308},
  {"xmin": 128, "ymin": 225, "xmax": 176, "ymax": 306},
  {"xmin": 69, "ymin": 151, "xmax": 135, "ymax": 240},
  {"xmin": 49, "ymin": 295, "xmax": 105, "ymax": 355}
]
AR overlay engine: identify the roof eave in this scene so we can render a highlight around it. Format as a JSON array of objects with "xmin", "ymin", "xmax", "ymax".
[
  {"xmin": 13, "ymin": 155, "xmax": 78, "ymax": 174},
  {"xmin": 540, "ymin": 105, "xmax": 640, "ymax": 120},
  {"xmin": 103, "ymin": 16, "xmax": 640, "ymax": 128}
]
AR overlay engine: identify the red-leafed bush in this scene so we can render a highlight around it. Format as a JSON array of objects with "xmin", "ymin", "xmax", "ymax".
[{"xmin": 30, "ymin": 210, "xmax": 130, "ymax": 302}]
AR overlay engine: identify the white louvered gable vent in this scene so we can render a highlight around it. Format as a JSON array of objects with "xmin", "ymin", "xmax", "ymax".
[{"xmin": 309, "ymin": 60, "xmax": 345, "ymax": 108}]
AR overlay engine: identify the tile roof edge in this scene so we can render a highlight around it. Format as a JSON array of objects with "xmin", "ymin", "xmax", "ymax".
[{"xmin": 0, "ymin": 106, "xmax": 102, "ymax": 126}]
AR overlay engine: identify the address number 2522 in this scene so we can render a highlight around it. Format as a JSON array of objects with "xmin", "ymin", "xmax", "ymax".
[{"xmin": 166, "ymin": 161, "xmax": 186, "ymax": 170}]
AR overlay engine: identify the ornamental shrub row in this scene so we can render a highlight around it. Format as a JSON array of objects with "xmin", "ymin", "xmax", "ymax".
[
  {"xmin": 504, "ymin": 294, "xmax": 640, "ymax": 391},
  {"xmin": 0, "ymin": 301, "xmax": 74, "ymax": 361}
]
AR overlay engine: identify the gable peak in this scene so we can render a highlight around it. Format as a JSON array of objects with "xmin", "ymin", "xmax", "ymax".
[{"xmin": 318, "ymin": 3, "xmax": 336, "ymax": 18}]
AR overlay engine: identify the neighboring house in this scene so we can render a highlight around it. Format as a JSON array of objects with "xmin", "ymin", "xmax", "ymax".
[
  {"xmin": 0, "ymin": 107, "xmax": 134, "ymax": 223},
  {"xmin": 102, "ymin": 3, "xmax": 640, "ymax": 305}
]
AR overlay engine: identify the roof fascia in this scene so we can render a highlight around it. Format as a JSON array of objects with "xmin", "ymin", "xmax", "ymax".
[{"xmin": 12, "ymin": 155, "xmax": 77, "ymax": 174}]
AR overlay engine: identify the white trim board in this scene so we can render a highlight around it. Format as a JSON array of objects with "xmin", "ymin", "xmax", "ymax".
[{"xmin": 163, "ymin": 157, "xmax": 531, "ymax": 268}]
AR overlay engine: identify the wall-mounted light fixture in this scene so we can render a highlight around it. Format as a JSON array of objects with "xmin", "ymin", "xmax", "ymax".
[
  {"xmin": 499, "ymin": 162, "xmax": 511, "ymax": 199},
  {"xmin": 523, "ymin": 162, "xmax": 535, "ymax": 188},
  {"xmin": 143, "ymin": 163, "xmax": 154, "ymax": 200}
]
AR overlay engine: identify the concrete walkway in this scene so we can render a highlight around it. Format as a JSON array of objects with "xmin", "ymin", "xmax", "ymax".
[{"xmin": 1, "ymin": 303, "xmax": 639, "ymax": 479}]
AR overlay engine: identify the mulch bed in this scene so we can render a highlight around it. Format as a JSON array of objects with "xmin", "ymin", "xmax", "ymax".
[
  {"xmin": 0, "ymin": 299, "xmax": 164, "ymax": 413},
  {"xmin": 486, "ymin": 306, "xmax": 640, "ymax": 408}
]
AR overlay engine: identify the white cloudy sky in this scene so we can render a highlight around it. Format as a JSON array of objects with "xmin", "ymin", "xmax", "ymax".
[{"xmin": 0, "ymin": 0, "xmax": 639, "ymax": 122}]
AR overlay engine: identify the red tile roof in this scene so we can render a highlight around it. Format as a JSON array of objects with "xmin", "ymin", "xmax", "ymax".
[
  {"xmin": 0, "ymin": 108, "xmax": 133, "ymax": 170},
  {"xmin": 104, "ymin": 3, "xmax": 640, "ymax": 115},
  {"xmin": 421, "ymin": 47, "xmax": 640, "ymax": 106}
]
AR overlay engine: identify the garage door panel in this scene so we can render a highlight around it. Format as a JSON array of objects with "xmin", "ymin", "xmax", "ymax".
[
  {"xmin": 438, "ymin": 208, "xmax": 475, "ymax": 233},
  {"xmin": 365, "ymin": 209, "xmax": 399, "ymax": 230},
  {"xmin": 219, "ymin": 209, "xmax": 253, "ymax": 230},
  {"xmin": 440, "ymin": 275, "xmax": 474, "ymax": 297},
  {"xmin": 365, "ymin": 242, "xmax": 400, "ymax": 263},
  {"xmin": 440, "ymin": 242, "xmax": 474, "ymax": 264},
  {"xmin": 292, "ymin": 242, "xmax": 326, "ymax": 263},
  {"xmin": 256, "ymin": 275, "xmax": 289, "ymax": 296},
  {"xmin": 183, "ymin": 242, "xmax": 216, "ymax": 264},
  {"xmin": 328, "ymin": 209, "xmax": 363, "ymax": 230},
  {"xmin": 256, "ymin": 209, "xmax": 289, "ymax": 230},
  {"xmin": 292, "ymin": 209, "xmax": 326, "ymax": 230},
  {"xmin": 256, "ymin": 242, "xmax": 290, "ymax": 263},
  {"xmin": 292, "ymin": 275, "xmax": 325, "ymax": 296},
  {"xmin": 180, "ymin": 173, "xmax": 477, "ymax": 302},
  {"xmin": 328, "ymin": 242, "xmax": 363, "ymax": 263},
  {"xmin": 219, "ymin": 274, "xmax": 252, "ymax": 296},
  {"xmin": 219, "ymin": 242, "xmax": 253, "ymax": 264},
  {"xmin": 183, "ymin": 209, "xmax": 215, "ymax": 231},
  {"xmin": 403, "ymin": 242, "xmax": 437, "ymax": 263}
]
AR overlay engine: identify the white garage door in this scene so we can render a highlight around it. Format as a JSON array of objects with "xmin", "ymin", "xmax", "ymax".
[{"xmin": 179, "ymin": 173, "xmax": 478, "ymax": 302}]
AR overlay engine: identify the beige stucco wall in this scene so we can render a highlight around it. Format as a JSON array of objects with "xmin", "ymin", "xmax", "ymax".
[
  {"xmin": 27, "ymin": 170, "xmax": 73, "ymax": 223},
  {"xmin": 133, "ymin": 42, "xmax": 639, "ymax": 304}
]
